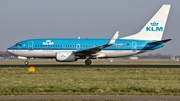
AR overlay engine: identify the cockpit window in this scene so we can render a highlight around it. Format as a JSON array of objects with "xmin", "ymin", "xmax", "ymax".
[{"xmin": 14, "ymin": 43, "xmax": 22, "ymax": 46}]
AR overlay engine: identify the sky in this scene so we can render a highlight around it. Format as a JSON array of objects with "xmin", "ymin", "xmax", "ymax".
[{"xmin": 0, "ymin": 0, "xmax": 179, "ymax": 55}]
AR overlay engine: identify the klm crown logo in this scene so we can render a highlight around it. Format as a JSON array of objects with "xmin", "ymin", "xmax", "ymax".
[
  {"xmin": 43, "ymin": 40, "xmax": 54, "ymax": 45},
  {"xmin": 151, "ymin": 21, "xmax": 159, "ymax": 26},
  {"xmin": 146, "ymin": 21, "xmax": 163, "ymax": 32},
  {"xmin": 60, "ymin": 54, "xmax": 66, "ymax": 58}
]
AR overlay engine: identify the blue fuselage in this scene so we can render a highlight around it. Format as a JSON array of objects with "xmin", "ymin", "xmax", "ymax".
[{"xmin": 7, "ymin": 38, "xmax": 163, "ymax": 58}]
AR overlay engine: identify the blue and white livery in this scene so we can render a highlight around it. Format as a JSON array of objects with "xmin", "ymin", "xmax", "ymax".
[{"xmin": 7, "ymin": 5, "xmax": 171, "ymax": 65}]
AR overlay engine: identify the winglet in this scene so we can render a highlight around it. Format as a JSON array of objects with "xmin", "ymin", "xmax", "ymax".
[{"xmin": 107, "ymin": 31, "xmax": 119, "ymax": 45}]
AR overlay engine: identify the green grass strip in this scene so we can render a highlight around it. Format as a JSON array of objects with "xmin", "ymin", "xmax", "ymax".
[{"xmin": 0, "ymin": 68, "xmax": 180, "ymax": 95}]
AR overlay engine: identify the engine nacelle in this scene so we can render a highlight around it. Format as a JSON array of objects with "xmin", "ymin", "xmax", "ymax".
[
  {"xmin": 18, "ymin": 56, "xmax": 27, "ymax": 60},
  {"xmin": 56, "ymin": 51, "xmax": 75, "ymax": 62}
]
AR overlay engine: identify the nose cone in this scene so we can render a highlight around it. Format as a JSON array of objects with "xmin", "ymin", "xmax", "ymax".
[
  {"xmin": 6, "ymin": 48, "xmax": 10, "ymax": 53},
  {"xmin": 6, "ymin": 48, "xmax": 12, "ymax": 54}
]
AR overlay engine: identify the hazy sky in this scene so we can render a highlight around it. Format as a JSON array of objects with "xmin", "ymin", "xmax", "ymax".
[{"xmin": 0, "ymin": 0, "xmax": 179, "ymax": 55}]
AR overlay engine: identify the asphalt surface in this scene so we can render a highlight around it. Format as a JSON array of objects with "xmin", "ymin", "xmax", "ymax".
[
  {"xmin": 0, "ymin": 95, "xmax": 180, "ymax": 100},
  {"xmin": 0, "ymin": 64, "xmax": 180, "ymax": 68}
]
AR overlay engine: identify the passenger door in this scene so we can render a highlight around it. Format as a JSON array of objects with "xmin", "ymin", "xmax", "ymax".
[
  {"xmin": 132, "ymin": 42, "xmax": 137, "ymax": 52},
  {"xmin": 28, "ymin": 41, "xmax": 33, "ymax": 50},
  {"xmin": 76, "ymin": 44, "xmax": 81, "ymax": 50}
]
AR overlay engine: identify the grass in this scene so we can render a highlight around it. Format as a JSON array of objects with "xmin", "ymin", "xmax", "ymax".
[{"xmin": 0, "ymin": 67, "xmax": 180, "ymax": 95}]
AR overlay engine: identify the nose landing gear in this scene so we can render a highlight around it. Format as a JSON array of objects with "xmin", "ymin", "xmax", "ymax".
[{"xmin": 24, "ymin": 61, "xmax": 29, "ymax": 65}]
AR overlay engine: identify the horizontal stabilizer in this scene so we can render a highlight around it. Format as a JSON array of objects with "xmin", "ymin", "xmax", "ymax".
[{"xmin": 148, "ymin": 39, "xmax": 172, "ymax": 44}]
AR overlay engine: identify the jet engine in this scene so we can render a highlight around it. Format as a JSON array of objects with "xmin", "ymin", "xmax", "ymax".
[{"xmin": 56, "ymin": 51, "xmax": 75, "ymax": 62}]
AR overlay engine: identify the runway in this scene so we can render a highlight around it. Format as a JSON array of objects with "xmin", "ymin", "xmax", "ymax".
[
  {"xmin": 0, "ymin": 64, "xmax": 180, "ymax": 68},
  {"xmin": 0, "ymin": 95, "xmax": 180, "ymax": 100},
  {"xmin": 0, "ymin": 59, "xmax": 180, "ymax": 68}
]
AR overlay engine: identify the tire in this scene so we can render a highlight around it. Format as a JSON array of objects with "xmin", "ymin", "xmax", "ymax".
[
  {"xmin": 24, "ymin": 61, "xmax": 29, "ymax": 65},
  {"xmin": 85, "ymin": 59, "xmax": 92, "ymax": 65}
]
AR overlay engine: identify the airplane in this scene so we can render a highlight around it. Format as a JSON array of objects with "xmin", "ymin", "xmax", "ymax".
[{"xmin": 7, "ymin": 5, "xmax": 171, "ymax": 65}]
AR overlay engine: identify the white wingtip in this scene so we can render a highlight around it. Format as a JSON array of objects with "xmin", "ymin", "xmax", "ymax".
[
  {"xmin": 108, "ymin": 31, "xmax": 119, "ymax": 45},
  {"xmin": 114, "ymin": 31, "xmax": 119, "ymax": 39}
]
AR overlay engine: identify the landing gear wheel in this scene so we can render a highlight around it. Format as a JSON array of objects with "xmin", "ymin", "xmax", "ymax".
[
  {"xmin": 85, "ymin": 58, "xmax": 92, "ymax": 65},
  {"xmin": 24, "ymin": 61, "xmax": 29, "ymax": 65}
]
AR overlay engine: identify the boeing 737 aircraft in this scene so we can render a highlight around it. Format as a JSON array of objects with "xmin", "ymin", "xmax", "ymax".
[{"xmin": 7, "ymin": 5, "xmax": 171, "ymax": 65}]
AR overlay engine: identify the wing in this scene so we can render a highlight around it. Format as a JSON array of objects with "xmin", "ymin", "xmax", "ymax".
[{"xmin": 75, "ymin": 31, "xmax": 119, "ymax": 55}]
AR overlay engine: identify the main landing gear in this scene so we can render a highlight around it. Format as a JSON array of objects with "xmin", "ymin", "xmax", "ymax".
[
  {"xmin": 85, "ymin": 58, "xmax": 92, "ymax": 65},
  {"xmin": 24, "ymin": 60, "xmax": 29, "ymax": 65}
]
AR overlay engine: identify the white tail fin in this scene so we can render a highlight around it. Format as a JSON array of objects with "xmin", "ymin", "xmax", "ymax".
[{"xmin": 122, "ymin": 5, "xmax": 171, "ymax": 41}]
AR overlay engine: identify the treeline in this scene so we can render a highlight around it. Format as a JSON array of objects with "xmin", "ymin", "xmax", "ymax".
[
  {"xmin": 0, "ymin": 51, "xmax": 13, "ymax": 58},
  {"xmin": 137, "ymin": 53, "xmax": 173, "ymax": 59}
]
